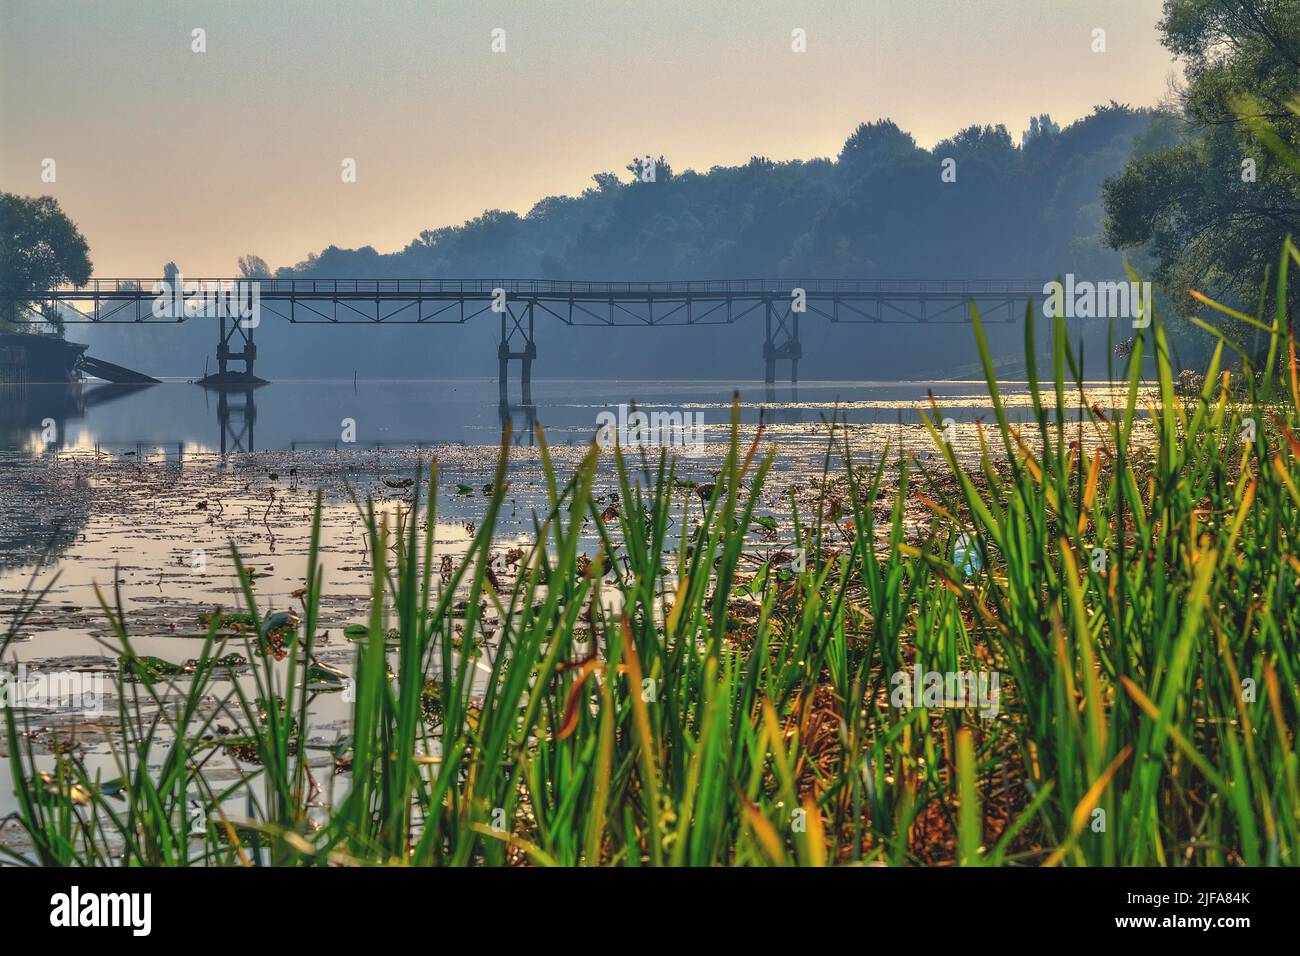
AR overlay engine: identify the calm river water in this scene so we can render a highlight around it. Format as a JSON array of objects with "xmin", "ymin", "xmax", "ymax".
[{"xmin": 0, "ymin": 375, "xmax": 1135, "ymax": 838}]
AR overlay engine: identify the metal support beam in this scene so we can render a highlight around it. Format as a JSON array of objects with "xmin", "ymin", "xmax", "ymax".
[
  {"xmin": 205, "ymin": 314, "xmax": 261, "ymax": 385},
  {"xmin": 497, "ymin": 299, "xmax": 538, "ymax": 407},
  {"xmin": 762, "ymin": 298, "xmax": 801, "ymax": 384}
]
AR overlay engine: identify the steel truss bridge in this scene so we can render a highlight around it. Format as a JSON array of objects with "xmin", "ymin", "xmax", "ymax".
[{"xmin": 6, "ymin": 277, "xmax": 1045, "ymax": 403}]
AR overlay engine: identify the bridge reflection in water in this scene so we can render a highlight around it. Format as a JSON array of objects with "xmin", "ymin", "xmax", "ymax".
[
  {"xmin": 0, "ymin": 381, "xmax": 155, "ymax": 452},
  {"xmin": 212, "ymin": 388, "xmax": 535, "ymax": 455},
  {"xmin": 2, "ymin": 377, "xmax": 818, "ymax": 458}
]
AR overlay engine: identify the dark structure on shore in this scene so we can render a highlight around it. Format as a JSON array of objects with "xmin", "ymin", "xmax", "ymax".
[
  {"xmin": 0, "ymin": 332, "xmax": 87, "ymax": 385},
  {"xmin": 0, "ymin": 331, "xmax": 159, "ymax": 386}
]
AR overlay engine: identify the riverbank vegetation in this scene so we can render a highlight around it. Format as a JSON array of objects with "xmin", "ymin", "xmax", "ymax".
[
  {"xmin": 5, "ymin": 239, "xmax": 1298, "ymax": 866},
  {"xmin": 1104, "ymin": 0, "xmax": 1300, "ymax": 334}
]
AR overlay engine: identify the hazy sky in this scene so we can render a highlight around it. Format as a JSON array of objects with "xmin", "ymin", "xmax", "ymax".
[{"xmin": 0, "ymin": 0, "xmax": 1179, "ymax": 275}]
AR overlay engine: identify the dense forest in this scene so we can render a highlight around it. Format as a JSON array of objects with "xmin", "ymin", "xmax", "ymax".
[
  {"xmin": 279, "ymin": 105, "xmax": 1147, "ymax": 282},
  {"xmin": 81, "ymin": 106, "xmax": 1156, "ymax": 380}
]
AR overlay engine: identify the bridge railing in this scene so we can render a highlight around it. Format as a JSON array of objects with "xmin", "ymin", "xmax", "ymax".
[{"xmin": 29, "ymin": 277, "xmax": 1048, "ymax": 297}]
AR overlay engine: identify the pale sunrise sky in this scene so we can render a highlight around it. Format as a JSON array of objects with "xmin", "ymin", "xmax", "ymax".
[{"xmin": 0, "ymin": 0, "xmax": 1180, "ymax": 275}]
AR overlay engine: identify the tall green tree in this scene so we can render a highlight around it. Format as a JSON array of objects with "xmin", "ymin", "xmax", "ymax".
[
  {"xmin": 0, "ymin": 193, "xmax": 92, "ymax": 333},
  {"xmin": 1103, "ymin": 0, "xmax": 1300, "ymax": 332}
]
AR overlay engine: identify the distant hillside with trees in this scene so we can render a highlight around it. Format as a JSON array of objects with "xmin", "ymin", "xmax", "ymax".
[
  {"xmin": 79, "ymin": 106, "xmax": 1157, "ymax": 380},
  {"xmin": 280, "ymin": 105, "xmax": 1150, "ymax": 285}
]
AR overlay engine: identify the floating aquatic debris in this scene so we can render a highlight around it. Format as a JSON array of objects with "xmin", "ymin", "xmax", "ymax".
[
  {"xmin": 185, "ymin": 653, "xmax": 248, "ymax": 672},
  {"xmin": 118, "ymin": 654, "xmax": 190, "ymax": 683},
  {"xmin": 304, "ymin": 657, "xmax": 349, "ymax": 691}
]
